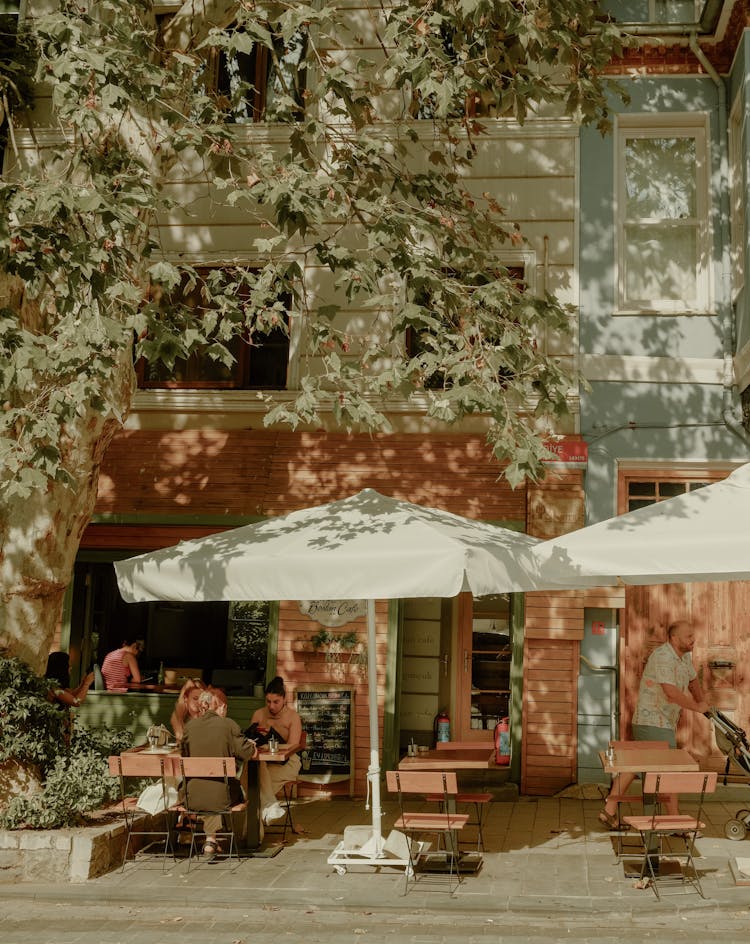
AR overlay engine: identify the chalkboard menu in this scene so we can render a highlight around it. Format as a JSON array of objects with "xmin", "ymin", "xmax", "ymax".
[{"xmin": 294, "ymin": 686, "xmax": 354, "ymax": 790}]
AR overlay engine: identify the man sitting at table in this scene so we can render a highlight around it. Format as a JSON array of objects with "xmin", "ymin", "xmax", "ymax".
[
  {"xmin": 181, "ymin": 686, "xmax": 257, "ymax": 860},
  {"xmin": 599, "ymin": 619, "xmax": 710, "ymax": 828}
]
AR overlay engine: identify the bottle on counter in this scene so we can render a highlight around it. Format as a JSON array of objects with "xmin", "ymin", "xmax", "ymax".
[{"xmin": 157, "ymin": 661, "xmax": 165, "ymax": 685}]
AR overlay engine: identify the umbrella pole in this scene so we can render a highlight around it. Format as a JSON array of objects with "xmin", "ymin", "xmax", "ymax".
[{"xmin": 366, "ymin": 598, "xmax": 383, "ymax": 855}]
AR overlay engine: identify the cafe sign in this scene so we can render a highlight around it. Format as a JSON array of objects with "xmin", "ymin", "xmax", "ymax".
[{"xmin": 298, "ymin": 599, "xmax": 367, "ymax": 627}]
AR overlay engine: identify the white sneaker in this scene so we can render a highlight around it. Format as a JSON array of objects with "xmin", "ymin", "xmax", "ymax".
[{"xmin": 263, "ymin": 802, "xmax": 286, "ymax": 824}]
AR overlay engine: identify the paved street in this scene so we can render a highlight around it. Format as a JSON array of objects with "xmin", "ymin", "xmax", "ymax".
[
  {"xmin": 5, "ymin": 791, "xmax": 750, "ymax": 943},
  {"xmin": 3, "ymin": 897, "xmax": 750, "ymax": 944}
]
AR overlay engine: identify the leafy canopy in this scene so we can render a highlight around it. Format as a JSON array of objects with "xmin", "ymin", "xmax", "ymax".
[{"xmin": 0, "ymin": 0, "xmax": 628, "ymax": 494}]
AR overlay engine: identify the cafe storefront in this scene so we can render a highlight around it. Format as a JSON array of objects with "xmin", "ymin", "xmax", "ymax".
[{"xmin": 62, "ymin": 428, "xmax": 595, "ymax": 797}]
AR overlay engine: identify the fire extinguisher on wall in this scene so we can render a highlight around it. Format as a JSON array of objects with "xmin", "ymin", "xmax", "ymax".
[
  {"xmin": 435, "ymin": 709, "xmax": 451, "ymax": 745},
  {"xmin": 494, "ymin": 717, "xmax": 510, "ymax": 765}
]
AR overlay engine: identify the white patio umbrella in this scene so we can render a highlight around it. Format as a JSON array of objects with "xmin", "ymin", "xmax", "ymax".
[
  {"xmin": 114, "ymin": 488, "xmax": 593, "ymax": 867},
  {"xmin": 531, "ymin": 462, "xmax": 750, "ymax": 586}
]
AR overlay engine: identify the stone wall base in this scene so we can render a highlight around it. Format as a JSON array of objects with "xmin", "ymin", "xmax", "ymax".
[{"xmin": 0, "ymin": 810, "xmax": 165, "ymax": 883}]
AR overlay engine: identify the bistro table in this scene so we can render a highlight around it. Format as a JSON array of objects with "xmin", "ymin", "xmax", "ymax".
[
  {"xmin": 398, "ymin": 747, "xmax": 496, "ymax": 771},
  {"xmin": 397, "ymin": 746, "xmax": 495, "ymax": 873},
  {"xmin": 598, "ymin": 745, "xmax": 699, "ymax": 876},
  {"xmin": 121, "ymin": 741, "xmax": 302, "ymax": 853}
]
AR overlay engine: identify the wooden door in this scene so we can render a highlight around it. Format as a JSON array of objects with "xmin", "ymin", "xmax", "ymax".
[
  {"xmin": 621, "ymin": 578, "xmax": 750, "ymax": 769},
  {"xmin": 456, "ymin": 592, "xmax": 512, "ymax": 741}
]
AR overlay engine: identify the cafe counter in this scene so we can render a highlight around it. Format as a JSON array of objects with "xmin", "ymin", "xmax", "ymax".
[{"xmin": 75, "ymin": 690, "xmax": 264, "ymax": 744}]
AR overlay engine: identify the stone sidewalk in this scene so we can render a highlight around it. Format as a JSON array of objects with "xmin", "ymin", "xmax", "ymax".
[{"xmin": 3, "ymin": 788, "xmax": 750, "ymax": 917}]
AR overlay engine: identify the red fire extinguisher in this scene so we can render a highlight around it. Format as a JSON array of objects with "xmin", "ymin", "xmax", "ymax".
[
  {"xmin": 494, "ymin": 717, "xmax": 510, "ymax": 765},
  {"xmin": 435, "ymin": 709, "xmax": 451, "ymax": 745}
]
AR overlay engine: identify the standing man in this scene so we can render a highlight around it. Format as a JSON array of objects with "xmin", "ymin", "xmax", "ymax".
[{"xmin": 599, "ymin": 620, "xmax": 710, "ymax": 826}]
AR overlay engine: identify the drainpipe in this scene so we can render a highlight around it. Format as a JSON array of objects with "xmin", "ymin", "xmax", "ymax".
[{"xmin": 689, "ymin": 33, "xmax": 750, "ymax": 446}]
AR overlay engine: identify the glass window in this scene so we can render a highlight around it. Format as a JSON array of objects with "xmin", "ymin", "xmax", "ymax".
[
  {"xmin": 404, "ymin": 263, "xmax": 528, "ymax": 390},
  {"xmin": 616, "ymin": 116, "xmax": 710, "ymax": 313},
  {"xmin": 729, "ymin": 95, "xmax": 745, "ymax": 299},
  {"xmin": 137, "ymin": 268, "xmax": 290, "ymax": 390},
  {"xmin": 470, "ymin": 595, "xmax": 512, "ymax": 730},
  {"xmin": 209, "ymin": 23, "xmax": 307, "ymax": 123},
  {"xmin": 626, "ymin": 476, "xmax": 712, "ymax": 512}
]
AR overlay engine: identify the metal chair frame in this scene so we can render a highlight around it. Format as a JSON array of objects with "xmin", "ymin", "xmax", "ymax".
[
  {"xmin": 177, "ymin": 756, "xmax": 247, "ymax": 870},
  {"xmin": 623, "ymin": 770, "xmax": 718, "ymax": 899},
  {"xmin": 386, "ymin": 769, "xmax": 469, "ymax": 896},
  {"xmin": 107, "ymin": 753, "xmax": 180, "ymax": 871}
]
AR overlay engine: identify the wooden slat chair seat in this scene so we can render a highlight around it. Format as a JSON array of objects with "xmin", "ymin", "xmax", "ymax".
[
  {"xmin": 107, "ymin": 753, "xmax": 181, "ymax": 871},
  {"xmin": 622, "ymin": 771, "xmax": 718, "ymax": 900},
  {"xmin": 177, "ymin": 756, "xmax": 247, "ymax": 870},
  {"xmin": 386, "ymin": 769, "xmax": 469, "ymax": 896}
]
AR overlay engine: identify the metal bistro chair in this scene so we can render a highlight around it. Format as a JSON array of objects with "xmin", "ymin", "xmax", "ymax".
[
  {"xmin": 268, "ymin": 732, "xmax": 307, "ymax": 844},
  {"xmin": 177, "ymin": 756, "xmax": 247, "ymax": 870},
  {"xmin": 429, "ymin": 742, "xmax": 492, "ymax": 852},
  {"xmin": 386, "ymin": 769, "xmax": 469, "ymax": 896},
  {"xmin": 108, "ymin": 753, "xmax": 180, "ymax": 871},
  {"xmin": 606, "ymin": 739, "xmax": 670, "ymax": 858},
  {"xmin": 622, "ymin": 770, "xmax": 718, "ymax": 899}
]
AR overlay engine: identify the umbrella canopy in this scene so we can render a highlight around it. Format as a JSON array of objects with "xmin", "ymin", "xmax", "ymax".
[
  {"xmin": 531, "ymin": 462, "xmax": 750, "ymax": 586},
  {"xmin": 114, "ymin": 488, "xmax": 594, "ymax": 865},
  {"xmin": 115, "ymin": 488, "xmax": 592, "ymax": 604}
]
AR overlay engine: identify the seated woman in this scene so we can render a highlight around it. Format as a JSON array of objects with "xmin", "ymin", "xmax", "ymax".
[
  {"xmin": 100, "ymin": 637, "xmax": 143, "ymax": 691},
  {"xmin": 248, "ymin": 676, "xmax": 303, "ymax": 824},
  {"xmin": 181, "ymin": 687, "xmax": 257, "ymax": 859},
  {"xmin": 45, "ymin": 651, "xmax": 94, "ymax": 709},
  {"xmin": 170, "ymin": 678, "xmax": 207, "ymax": 742}
]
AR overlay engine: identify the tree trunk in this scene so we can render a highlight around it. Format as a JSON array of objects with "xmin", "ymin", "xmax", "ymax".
[{"xmin": 0, "ymin": 353, "xmax": 134, "ymax": 673}]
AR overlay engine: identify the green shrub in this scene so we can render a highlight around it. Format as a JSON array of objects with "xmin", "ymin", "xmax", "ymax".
[{"xmin": 0, "ymin": 657, "xmax": 132, "ymax": 829}]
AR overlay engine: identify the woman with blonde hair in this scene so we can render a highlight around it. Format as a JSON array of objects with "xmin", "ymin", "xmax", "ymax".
[{"xmin": 170, "ymin": 677, "xmax": 207, "ymax": 741}]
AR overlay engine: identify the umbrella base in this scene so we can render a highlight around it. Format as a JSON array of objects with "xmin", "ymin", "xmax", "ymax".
[{"xmin": 327, "ymin": 827, "xmax": 415, "ymax": 872}]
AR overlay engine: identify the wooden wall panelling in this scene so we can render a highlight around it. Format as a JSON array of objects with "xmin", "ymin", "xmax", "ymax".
[{"xmin": 521, "ymin": 638, "xmax": 578, "ymax": 795}]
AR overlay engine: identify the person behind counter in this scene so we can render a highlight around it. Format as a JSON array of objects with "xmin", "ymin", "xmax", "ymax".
[
  {"xmin": 100, "ymin": 637, "xmax": 144, "ymax": 691},
  {"xmin": 248, "ymin": 676, "xmax": 303, "ymax": 824},
  {"xmin": 170, "ymin": 678, "xmax": 207, "ymax": 741},
  {"xmin": 181, "ymin": 686, "xmax": 257, "ymax": 860}
]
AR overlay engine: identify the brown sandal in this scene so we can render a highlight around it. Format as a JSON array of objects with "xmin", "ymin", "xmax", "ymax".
[{"xmin": 598, "ymin": 810, "xmax": 619, "ymax": 830}]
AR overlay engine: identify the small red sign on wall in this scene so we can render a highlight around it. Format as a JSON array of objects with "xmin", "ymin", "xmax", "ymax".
[
  {"xmin": 541, "ymin": 438, "xmax": 588, "ymax": 468},
  {"xmin": 591, "ymin": 621, "xmax": 606, "ymax": 635}
]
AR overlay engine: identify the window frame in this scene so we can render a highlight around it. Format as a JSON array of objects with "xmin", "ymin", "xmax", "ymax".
[
  {"xmin": 614, "ymin": 113, "xmax": 712, "ymax": 316},
  {"xmin": 403, "ymin": 253, "xmax": 537, "ymax": 388},
  {"xmin": 136, "ymin": 266, "xmax": 292, "ymax": 392},
  {"xmin": 729, "ymin": 92, "xmax": 745, "ymax": 301}
]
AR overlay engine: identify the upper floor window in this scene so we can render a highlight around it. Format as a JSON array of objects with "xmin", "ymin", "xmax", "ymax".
[
  {"xmin": 137, "ymin": 268, "xmax": 290, "ymax": 391},
  {"xmin": 209, "ymin": 23, "xmax": 307, "ymax": 123},
  {"xmin": 404, "ymin": 261, "xmax": 531, "ymax": 389},
  {"xmin": 729, "ymin": 94, "xmax": 745, "ymax": 300},
  {"xmin": 616, "ymin": 114, "xmax": 711, "ymax": 314}
]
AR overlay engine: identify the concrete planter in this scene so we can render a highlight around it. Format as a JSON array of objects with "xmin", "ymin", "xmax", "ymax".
[{"xmin": 0, "ymin": 809, "xmax": 164, "ymax": 883}]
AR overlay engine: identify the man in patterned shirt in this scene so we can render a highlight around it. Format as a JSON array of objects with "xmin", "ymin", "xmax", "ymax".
[{"xmin": 599, "ymin": 620, "xmax": 710, "ymax": 826}]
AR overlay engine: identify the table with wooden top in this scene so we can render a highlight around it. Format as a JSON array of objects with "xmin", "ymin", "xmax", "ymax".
[
  {"xmin": 598, "ymin": 747, "xmax": 699, "ymax": 777},
  {"xmin": 598, "ymin": 745, "xmax": 699, "ymax": 875},
  {"xmin": 398, "ymin": 747, "xmax": 496, "ymax": 771},
  {"xmin": 123, "ymin": 740, "xmax": 302, "ymax": 851}
]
